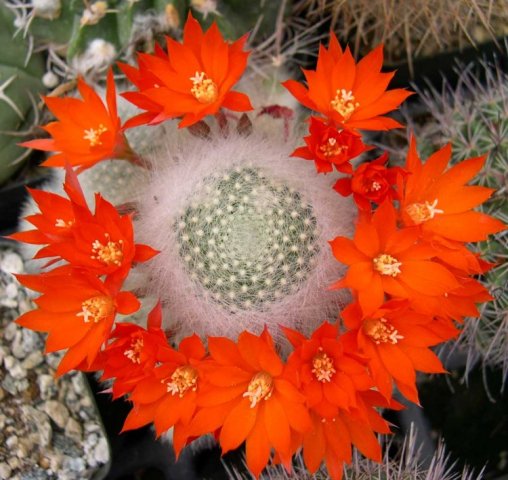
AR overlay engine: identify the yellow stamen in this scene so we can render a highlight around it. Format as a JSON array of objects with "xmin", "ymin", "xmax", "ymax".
[
  {"xmin": 330, "ymin": 89, "xmax": 359, "ymax": 120},
  {"xmin": 319, "ymin": 137, "xmax": 348, "ymax": 157},
  {"xmin": 243, "ymin": 371, "xmax": 273, "ymax": 408},
  {"xmin": 165, "ymin": 366, "xmax": 198, "ymax": 397},
  {"xmin": 55, "ymin": 218, "xmax": 74, "ymax": 229},
  {"xmin": 363, "ymin": 317, "xmax": 404, "ymax": 345},
  {"xmin": 124, "ymin": 336, "xmax": 144, "ymax": 364},
  {"xmin": 83, "ymin": 124, "xmax": 108, "ymax": 147},
  {"xmin": 373, "ymin": 254, "xmax": 402, "ymax": 277},
  {"xmin": 370, "ymin": 181, "xmax": 382, "ymax": 192},
  {"xmin": 77, "ymin": 296, "xmax": 114, "ymax": 323},
  {"xmin": 190, "ymin": 71, "xmax": 218, "ymax": 104},
  {"xmin": 311, "ymin": 348, "xmax": 336, "ymax": 383},
  {"xmin": 91, "ymin": 234, "xmax": 124, "ymax": 266},
  {"xmin": 405, "ymin": 199, "xmax": 444, "ymax": 225}
]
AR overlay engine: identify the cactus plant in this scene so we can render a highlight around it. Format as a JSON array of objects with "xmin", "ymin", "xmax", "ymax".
[
  {"xmin": 5, "ymin": 0, "xmax": 289, "ymax": 79},
  {"xmin": 295, "ymin": 0, "xmax": 508, "ymax": 75},
  {"xmin": 0, "ymin": 4, "xmax": 45, "ymax": 186},
  {"xmin": 133, "ymin": 129, "xmax": 354, "ymax": 342},
  {"xmin": 7, "ymin": 6, "xmax": 507, "ymax": 480}
]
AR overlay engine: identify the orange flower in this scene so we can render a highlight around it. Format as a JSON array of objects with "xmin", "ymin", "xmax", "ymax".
[
  {"xmin": 400, "ymin": 137, "xmax": 505, "ymax": 241},
  {"xmin": 15, "ymin": 165, "xmax": 159, "ymax": 278},
  {"xmin": 293, "ymin": 391, "xmax": 396, "ymax": 480},
  {"xmin": 16, "ymin": 271, "xmax": 140, "ymax": 376},
  {"xmin": 333, "ymin": 152, "xmax": 407, "ymax": 210},
  {"xmin": 282, "ymin": 322, "xmax": 390, "ymax": 480},
  {"xmin": 404, "ymin": 277, "xmax": 492, "ymax": 321},
  {"xmin": 120, "ymin": 13, "xmax": 253, "ymax": 129},
  {"xmin": 329, "ymin": 201, "xmax": 460, "ymax": 314},
  {"xmin": 122, "ymin": 334, "xmax": 208, "ymax": 458},
  {"xmin": 342, "ymin": 300, "xmax": 455, "ymax": 403},
  {"xmin": 21, "ymin": 70, "xmax": 138, "ymax": 173},
  {"xmin": 283, "ymin": 38, "xmax": 412, "ymax": 131},
  {"xmin": 282, "ymin": 322, "xmax": 372, "ymax": 419},
  {"xmin": 9, "ymin": 166, "xmax": 87, "ymax": 249},
  {"xmin": 189, "ymin": 329, "xmax": 311, "ymax": 477},
  {"xmin": 95, "ymin": 303, "xmax": 168, "ymax": 398},
  {"xmin": 291, "ymin": 116, "xmax": 370, "ymax": 174},
  {"xmin": 41, "ymin": 192, "xmax": 158, "ymax": 277}
]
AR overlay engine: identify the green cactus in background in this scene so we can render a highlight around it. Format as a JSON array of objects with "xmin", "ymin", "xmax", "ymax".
[
  {"xmin": 296, "ymin": 0, "xmax": 508, "ymax": 75},
  {"xmin": 0, "ymin": 4, "xmax": 45, "ymax": 186},
  {"xmin": 6, "ymin": 0, "xmax": 285, "ymax": 68}
]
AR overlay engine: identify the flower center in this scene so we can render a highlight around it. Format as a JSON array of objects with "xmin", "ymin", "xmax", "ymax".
[
  {"xmin": 190, "ymin": 71, "xmax": 218, "ymax": 104},
  {"xmin": 319, "ymin": 137, "xmax": 348, "ymax": 157},
  {"xmin": 165, "ymin": 365, "xmax": 198, "ymax": 397},
  {"xmin": 77, "ymin": 296, "xmax": 114, "ymax": 323},
  {"xmin": 330, "ymin": 89, "xmax": 359, "ymax": 120},
  {"xmin": 373, "ymin": 253, "xmax": 402, "ymax": 277},
  {"xmin": 405, "ymin": 199, "xmax": 444, "ymax": 225},
  {"xmin": 370, "ymin": 181, "xmax": 382, "ymax": 192},
  {"xmin": 363, "ymin": 317, "xmax": 404, "ymax": 345},
  {"xmin": 311, "ymin": 348, "xmax": 336, "ymax": 382},
  {"xmin": 243, "ymin": 371, "xmax": 274, "ymax": 408},
  {"xmin": 55, "ymin": 218, "xmax": 74, "ymax": 229},
  {"xmin": 83, "ymin": 124, "xmax": 108, "ymax": 147},
  {"xmin": 91, "ymin": 235, "xmax": 124, "ymax": 266},
  {"xmin": 124, "ymin": 335, "xmax": 144, "ymax": 364}
]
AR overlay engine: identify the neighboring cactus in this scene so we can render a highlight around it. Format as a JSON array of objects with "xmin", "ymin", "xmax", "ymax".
[
  {"xmin": 296, "ymin": 0, "xmax": 508, "ymax": 75},
  {"xmin": 5, "ymin": 0, "xmax": 290, "ymax": 80},
  {"xmin": 0, "ymin": 4, "xmax": 45, "ymax": 186}
]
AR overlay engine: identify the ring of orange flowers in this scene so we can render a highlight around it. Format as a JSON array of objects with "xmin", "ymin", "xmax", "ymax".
[{"xmin": 13, "ymin": 13, "xmax": 505, "ymax": 480}]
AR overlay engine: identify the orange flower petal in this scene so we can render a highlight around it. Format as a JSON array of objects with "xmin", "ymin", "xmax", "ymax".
[{"xmin": 220, "ymin": 398, "xmax": 257, "ymax": 453}]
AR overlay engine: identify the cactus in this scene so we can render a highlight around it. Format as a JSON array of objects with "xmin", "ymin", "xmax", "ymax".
[
  {"xmin": 0, "ymin": 4, "xmax": 45, "ymax": 186},
  {"xmin": 133, "ymin": 128, "xmax": 355, "ymax": 342},
  {"xmin": 5, "ymin": 0, "xmax": 288, "ymax": 77},
  {"xmin": 296, "ymin": 0, "xmax": 508, "ymax": 75},
  {"xmin": 6, "ymin": 5, "xmax": 507, "ymax": 480}
]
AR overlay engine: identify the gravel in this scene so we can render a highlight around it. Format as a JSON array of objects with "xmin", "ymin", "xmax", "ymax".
[{"xmin": 0, "ymin": 247, "xmax": 111, "ymax": 480}]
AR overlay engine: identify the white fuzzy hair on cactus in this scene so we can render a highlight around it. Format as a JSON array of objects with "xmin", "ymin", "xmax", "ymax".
[{"xmin": 133, "ymin": 127, "xmax": 356, "ymax": 343}]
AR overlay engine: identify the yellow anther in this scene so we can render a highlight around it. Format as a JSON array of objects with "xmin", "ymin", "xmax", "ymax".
[
  {"xmin": 373, "ymin": 254, "xmax": 402, "ymax": 277},
  {"xmin": 311, "ymin": 349, "xmax": 336, "ymax": 383},
  {"xmin": 406, "ymin": 199, "xmax": 444, "ymax": 225},
  {"xmin": 243, "ymin": 371, "xmax": 273, "ymax": 408},
  {"xmin": 165, "ymin": 366, "xmax": 198, "ymax": 397},
  {"xmin": 83, "ymin": 124, "xmax": 108, "ymax": 147},
  {"xmin": 330, "ymin": 89, "xmax": 359, "ymax": 120},
  {"xmin": 91, "ymin": 235, "xmax": 124, "ymax": 266},
  {"xmin": 124, "ymin": 336, "xmax": 144, "ymax": 364},
  {"xmin": 190, "ymin": 71, "xmax": 218, "ymax": 104},
  {"xmin": 363, "ymin": 317, "xmax": 404, "ymax": 345},
  {"xmin": 77, "ymin": 296, "xmax": 114, "ymax": 324},
  {"xmin": 319, "ymin": 137, "xmax": 348, "ymax": 157}
]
